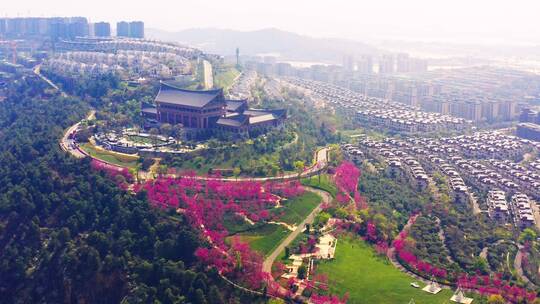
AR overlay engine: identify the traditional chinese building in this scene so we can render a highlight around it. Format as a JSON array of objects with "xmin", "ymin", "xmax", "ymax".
[
  {"xmin": 149, "ymin": 82, "xmax": 286, "ymax": 135},
  {"xmin": 155, "ymin": 82, "xmax": 227, "ymax": 128}
]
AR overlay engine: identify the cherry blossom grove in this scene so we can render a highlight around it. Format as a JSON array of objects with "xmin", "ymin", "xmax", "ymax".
[{"xmin": 134, "ymin": 175, "xmax": 305, "ymax": 292}]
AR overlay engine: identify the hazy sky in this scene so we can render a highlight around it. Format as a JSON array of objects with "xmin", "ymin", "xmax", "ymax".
[{"xmin": 4, "ymin": 0, "xmax": 540, "ymax": 45}]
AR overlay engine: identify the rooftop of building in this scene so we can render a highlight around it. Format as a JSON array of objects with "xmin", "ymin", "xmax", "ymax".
[
  {"xmin": 518, "ymin": 123, "xmax": 540, "ymax": 131},
  {"xmin": 155, "ymin": 82, "xmax": 224, "ymax": 108}
]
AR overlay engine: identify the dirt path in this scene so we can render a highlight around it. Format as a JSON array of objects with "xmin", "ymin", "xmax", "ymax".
[
  {"xmin": 434, "ymin": 217, "xmax": 457, "ymax": 265},
  {"xmin": 479, "ymin": 239, "xmax": 507, "ymax": 259},
  {"xmin": 514, "ymin": 245, "xmax": 537, "ymax": 288}
]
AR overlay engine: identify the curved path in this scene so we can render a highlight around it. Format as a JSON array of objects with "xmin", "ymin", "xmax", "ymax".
[
  {"xmin": 479, "ymin": 239, "xmax": 508, "ymax": 259},
  {"xmin": 262, "ymin": 187, "xmax": 332, "ymax": 274},
  {"xmin": 387, "ymin": 215, "xmax": 452, "ymax": 288},
  {"xmin": 434, "ymin": 217, "xmax": 457, "ymax": 265},
  {"xmin": 514, "ymin": 244, "xmax": 538, "ymax": 288},
  {"xmin": 60, "ymin": 110, "xmax": 95, "ymax": 158},
  {"xmin": 61, "ymin": 111, "xmax": 330, "ymax": 182},
  {"xmin": 167, "ymin": 147, "xmax": 329, "ymax": 182}
]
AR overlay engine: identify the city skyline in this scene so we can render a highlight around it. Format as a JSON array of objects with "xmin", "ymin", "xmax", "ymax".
[{"xmin": 4, "ymin": 0, "xmax": 540, "ymax": 45}]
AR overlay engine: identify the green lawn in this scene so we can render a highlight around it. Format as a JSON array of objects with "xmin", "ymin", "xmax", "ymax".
[
  {"xmin": 273, "ymin": 191, "xmax": 322, "ymax": 225},
  {"xmin": 223, "ymin": 213, "xmax": 256, "ymax": 234},
  {"xmin": 80, "ymin": 143, "xmax": 139, "ymax": 169},
  {"xmin": 229, "ymin": 224, "xmax": 290, "ymax": 257},
  {"xmin": 302, "ymin": 174, "xmax": 338, "ymax": 197},
  {"xmin": 127, "ymin": 135, "xmax": 166, "ymax": 145},
  {"xmin": 317, "ymin": 237, "xmax": 457, "ymax": 304}
]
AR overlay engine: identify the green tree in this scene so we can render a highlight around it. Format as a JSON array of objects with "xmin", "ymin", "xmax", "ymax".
[
  {"xmin": 297, "ymin": 264, "xmax": 307, "ymax": 280},
  {"xmin": 172, "ymin": 124, "xmax": 185, "ymax": 146},
  {"xmin": 487, "ymin": 294, "xmax": 505, "ymax": 304},
  {"xmin": 473, "ymin": 257, "xmax": 489, "ymax": 274},
  {"xmin": 232, "ymin": 167, "xmax": 241, "ymax": 180},
  {"xmin": 315, "ymin": 212, "xmax": 331, "ymax": 227},
  {"xmin": 149, "ymin": 128, "xmax": 159, "ymax": 147},
  {"xmin": 519, "ymin": 228, "xmax": 537, "ymax": 244},
  {"xmin": 294, "ymin": 160, "xmax": 305, "ymax": 179},
  {"xmin": 160, "ymin": 123, "xmax": 173, "ymax": 138}
]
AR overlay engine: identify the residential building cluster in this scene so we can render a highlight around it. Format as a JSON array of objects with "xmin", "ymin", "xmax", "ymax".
[
  {"xmin": 348, "ymin": 67, "xmax": 535, "ymax": 122},
  {"xmin": 380, "ymin": 53, "xmax": 428, "ymax": 74},
  {"xmin": 342, "ymin": 130, "xmax": 540, "ymax": 229},
  {"xmin": 343, "ymin": 138, "xmax": 431, "ymax": 192},
  {"xmin": 517, "ymin": 108, "xmax": 540, "ymax": 141},
  {"xmin": 520, "ymin": 108, "xmax": 540, "ymax": 124},
  {"xmin": 487, "ymin": 190, "xmax": 509, "ymax": 223},
  {"xmin": 511, "ymin": 193, "xmax": 536, "ymax": 229},
  {"xmin": 266, "ymin": 61, "xmax": 535, "ymax": 123},
  {"xmin": 243, "ymin": 53, "xmax": 427, "ymax": 79},
  {"xmin": 0, "ymin": 17, "xmax": 144, "ymax": 40},
  {"xmin": 0, "ymin": 17, "xmax": 89, "ymax": 40},
  {"xmin": 487, "ymin": 190, "xmax": 536, "ymax": 228},
  {"xmin": 55, "ymin": 38, "xmax": 200, "ymax": 58},
  {"xmin": 284, "ymin": 77, "xmax": 470, "ymax": 134},
  {"xmin": 43, "ymin": 50, "xmax": 191, "ymax": 79},
  {"xmin": 115, "ymin": 21, "xmax": 145, "ymax": 38}
]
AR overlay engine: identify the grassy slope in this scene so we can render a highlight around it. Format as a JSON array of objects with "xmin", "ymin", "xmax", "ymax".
[
  {"xmin": 230, "ymin": 224, "xmax": 290, "ymax": 257},
  {"xmin": 214, "ymin": 67, "xmax": 240, "ymax": 91},
  {"xmin": 80, "ymin": 143, "xmax": 139, "ymax": 169},
  {"xmin": 301, "ymin": 174, "xmax": 338, "ymax": 198},
  {"xmin": 317, "ymin": 237, "xmax": 455, "ymax": 304},
  {"xmin": 274, "ymin": 191, "xmax": 322, "ymax": 225}
]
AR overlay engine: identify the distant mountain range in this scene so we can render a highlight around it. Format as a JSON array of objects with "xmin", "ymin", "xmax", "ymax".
[{"xmin": 146, "ymin": 27, "xmax": 379, "ymax": 64}]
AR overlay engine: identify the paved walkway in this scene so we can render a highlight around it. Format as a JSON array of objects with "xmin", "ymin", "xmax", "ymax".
[
  {"xmin": 262, "ymin": 187, "xmax": 332, "ymax": 274},
  {"xmin": 514, "ymin": 244, "xmax": 538, "ymax": 288},
  {"xmin": 61, "ymin": 111, "xmax": 329, "ymax": 183},
  {"xmin": 170, "ymin": 148, "xmax": 329, "ymax": 182}
]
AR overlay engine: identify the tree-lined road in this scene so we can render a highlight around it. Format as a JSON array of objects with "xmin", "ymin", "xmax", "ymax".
[{"xmin": 33, "ymin": 64, "xmax": 67, "ymax": 97}]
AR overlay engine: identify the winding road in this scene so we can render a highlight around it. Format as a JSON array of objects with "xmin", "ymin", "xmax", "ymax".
[
  {"xmin": 61, "ymin": 111, "xmax": 330, "ymax": 182},
  {"xmin": 60, "ymin": 110, "xmax": 95, "ymax": 158}
]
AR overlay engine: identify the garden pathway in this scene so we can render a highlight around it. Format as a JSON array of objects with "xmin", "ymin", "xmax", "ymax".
[
  {"xmin": 62, "ymin": 110, "xmax": 330, "ymax": 182},
  {"xmin": 262, "ymin": 187, "xmax": 332, "ymax": 274},
  {"xmin": 434, "ymin": 217, "xmax": 457, "ymax": 265},
  {"xmin": 479, "ymin": 239, "xmax": 507, "ymax": 259},
  {"xmin": 514, "ymin": 244, "xmax": 538, "ymax": 288}
]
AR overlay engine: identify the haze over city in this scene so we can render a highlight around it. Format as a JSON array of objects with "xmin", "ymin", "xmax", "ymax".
[
  {"xmin": 4, "ymin": 0, "xmax": 540, "ymax": 45},
  {"xmin": 3, "ymin": 1, "xmax": 540, "ymax": 304}
]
